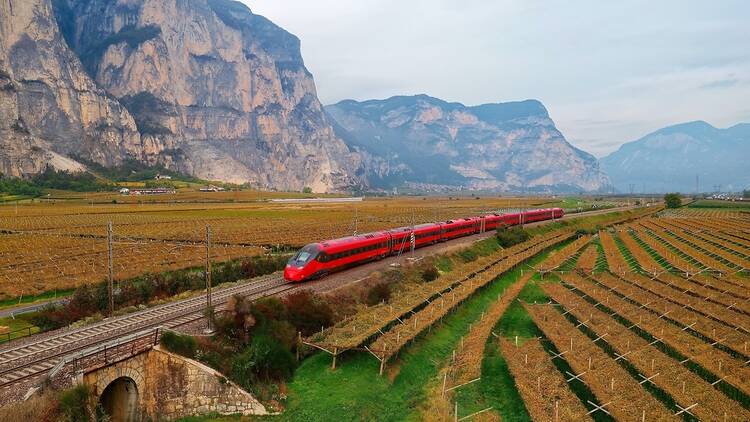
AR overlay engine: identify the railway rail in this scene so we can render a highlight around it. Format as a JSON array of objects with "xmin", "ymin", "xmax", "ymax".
[{"xmin": 0, "ymin": 273, "xmax": 294, "ymax": 392}]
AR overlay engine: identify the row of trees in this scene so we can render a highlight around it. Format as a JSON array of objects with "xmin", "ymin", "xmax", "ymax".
[
  {"xmin": 0, "ymin": 167, "xmax": 108, "ymax": 195},
  {"xmin": 0, "ymin": 160, "xmax": 210, "ymax": 197},
  {"xmin": 31, "ymin": 255, "xmax": 288, "ymax": 331},
  {"xmin": 0, "ymin": 174, "xmax": 43, "ymax": 196}
]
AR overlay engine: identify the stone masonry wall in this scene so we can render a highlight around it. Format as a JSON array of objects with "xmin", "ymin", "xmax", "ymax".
[{"xmin": 83, "ymin": 346, "xmax": 267, "ymax": 420}]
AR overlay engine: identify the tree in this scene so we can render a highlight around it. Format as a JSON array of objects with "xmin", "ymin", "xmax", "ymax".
[
  {"xmin": 302, "ymin": 187, "xmax": 313, "ymax": 194},
  {"xmin": 744, "ymin": 190, "xmax": 750, "ymax": 199},
  {"xmin": 664, "ymin": 192, "xmax": 682, "ymax": 208}
]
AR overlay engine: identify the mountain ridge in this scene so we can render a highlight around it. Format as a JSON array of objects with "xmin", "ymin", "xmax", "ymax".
[
  {"xmin": 601, "ymin": 120, "xmax": 750, "ymax": 192},
  {"xmin": 326, "ymin": 94, "xmax": 610, "ymax": 193}
]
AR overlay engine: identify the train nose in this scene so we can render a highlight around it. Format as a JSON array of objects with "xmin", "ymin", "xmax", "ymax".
[{"xmin": 284, "ymin": 265, "xmax": 304, "ymax": 282}]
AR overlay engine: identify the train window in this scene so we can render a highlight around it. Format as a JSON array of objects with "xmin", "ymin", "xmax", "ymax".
[{"xmin": 291, "ymin": 244, "xmax": 320, "ymax": 265}]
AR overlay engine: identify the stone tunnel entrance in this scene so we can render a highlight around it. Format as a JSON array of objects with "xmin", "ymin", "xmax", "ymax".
[
  {"xmin": 98, "ymin": 377, "xmax": 140, "ymax": 422},
  {"xmin": 82, "ymin": 346, "xmax": 267, "ymax": 419}
]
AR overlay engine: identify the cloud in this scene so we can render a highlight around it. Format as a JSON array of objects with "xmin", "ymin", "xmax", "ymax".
[
  {"xmin": 245, "ymin": 0, "xmax": 750, "ymax": 156},
  {"xmin": 700, "ymin": 79, "xmax": 740, "ymax": 90}
]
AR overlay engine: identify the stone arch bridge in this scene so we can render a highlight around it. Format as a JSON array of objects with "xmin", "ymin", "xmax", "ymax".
[{"xmin": 67, "ymin": 329, "xmax": 267, "ymax": 421}]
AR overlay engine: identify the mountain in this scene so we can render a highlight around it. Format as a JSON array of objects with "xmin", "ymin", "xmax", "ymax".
[
  {"xmin": 326, "ymin": 95, "xmax": 610, "ymax": 192},
  {"xmin": 601, "ymin": 121, "xmax": 750, "ymax": 193},
  {"xmin": 0, "ymin": 0, "xmax": 142, "ymax": 177},
  {"xmin": 1, "ymin": 0, "xmax": 361, "ymax": 192}
]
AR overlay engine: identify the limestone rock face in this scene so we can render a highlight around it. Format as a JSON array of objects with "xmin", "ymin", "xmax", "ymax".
[
  {"xmin": 53, "ymin": 0, "xmax": 361, "ymax": 191},
  {"xmin": 0, "ymin": 0, "xmax": 142, "ymax": 177},
  {"xmin": 327, "ymin": 95, "xmax": 611, "ymax": 192}
]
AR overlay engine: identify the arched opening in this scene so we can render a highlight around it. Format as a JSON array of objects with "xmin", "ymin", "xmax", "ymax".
[{"xmin": 98, "ymin": 377, "xmax": 139, "ymax": 422}]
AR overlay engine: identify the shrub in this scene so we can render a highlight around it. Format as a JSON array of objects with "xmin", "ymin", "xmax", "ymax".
[
  {"xmin": 240, "ymin": 255, "xmax": 288, "ymax": 278},
  {"xmin": 160, "ymin": 331, "xmax": 197, "ymax": 359},
  {"xmin": 496, "ymin": 226, "xmax": 530, "ymax": 247},
  {"xmin": 421, "ymin": 266, "xmax": 440, "ymax": 282},
  {"xmin": 457, "ymin": 249, "xmax": 478, "ymax": 263},
  {"xmin": 231, "ymin": 330, "xmax": 296, "ymax": 384},
  {"xmin": 283, "ymin": 290, "xmax": 334, "ymax": 336},
  {"xmin": 251, "ymin": 297, "xmax": 287, "ymax": 323},
  {"xmin": 0, "ymin": 390, "xmax": 59, "ymax": 421},
  {"xmin": 30, "ymin": 254, "xmax": 291, "ymax": 335},
  {"xmin": 58, "ymin": 384, "xmax": 93, "ymax": 422},
  {"xmin": 365, "ymin": 282, "xmax": 391, "ymax": 305}
]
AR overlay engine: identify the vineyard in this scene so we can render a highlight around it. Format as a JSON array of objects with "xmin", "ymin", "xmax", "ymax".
[
  {"xmin": 0, "ymin": 196, "xmax": 567, "ymax": 298},
  {"xmin": 499, "ymin": 209, "xmax": 750, "ymax": 421},
  {"xmin": 290, "ymin": 207, "xmax": 747, "ymax": 421},
  {"xmin": 268, "ymin": 203, "xmax": 662, "ymax": 421},
  {"xmin": 305, "ymin": 229, "xmax": 578, "ymax": 368}
]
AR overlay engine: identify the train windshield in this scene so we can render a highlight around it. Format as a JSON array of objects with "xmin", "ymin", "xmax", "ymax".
[{"xmin": 289, "ymin": 244, "xmax": 320, "ymax": 266}]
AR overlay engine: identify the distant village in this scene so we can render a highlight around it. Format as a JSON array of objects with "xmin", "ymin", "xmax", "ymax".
[{"xmin": 118, "ymin": 174, "xmax": 225, "ymax": 195}]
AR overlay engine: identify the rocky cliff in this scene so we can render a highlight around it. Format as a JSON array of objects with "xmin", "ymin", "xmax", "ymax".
[
  {"xmin": 0, "ymin": 0, "xmax": 142, "ymax": 177},
  {"xmin": 601, "ymin": 121, "xmax": 750, "ymax": 193},
  {"xmin": 327, "ymin": 95, "xmax": 611, "ymax": 192},
  {"xmin": 52, "ymin": 0, "xmax": 361, "ymax": 191},
  {"xmin": 0, "ymin": 0, "xmax": 360, "ymax": 192}
]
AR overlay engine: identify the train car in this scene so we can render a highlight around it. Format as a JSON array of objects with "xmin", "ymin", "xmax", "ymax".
[
  {"xmin": 441, "ymin": 218, "xmax": 478, "ymax": 241},
  {"xmin": 284, "ymin": 207, "xmax": 565, "ymax": 282},
  {"xmin": 388, "ymin": 222, "xmax": 443, "ymax": 254},
  {"xmin": 502, "ymin": 212, "xmax": 522, "ymax": 226},
  {"xmin": 284, "ymin": 231, "xmax": 391, "ymax": 282},
  {"xmin": 483, "ymin": 214, "xmax": 506, "ymax": 231}
]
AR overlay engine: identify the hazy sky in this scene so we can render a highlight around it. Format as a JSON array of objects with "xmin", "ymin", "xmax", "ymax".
[{"xmin": 245, "ymin": 0, "xmax": 750, "ymax": 157}]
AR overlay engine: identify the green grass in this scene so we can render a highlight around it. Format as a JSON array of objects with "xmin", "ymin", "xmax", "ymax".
[
  {"xmin": 435, "ymin": 255, "xmax": 453, "ymax": 273},
  {"xmin": 688, "ymin": 199, "xmax": 750, "ymax": 209},
  {"xmin": 0, "ymin": 289, "xmax": 73, "ymax": 310},
  {"xmin": 611, "ymin": 232, "xmax": 642, "ymax": 272},
  {"xmin": 0, "ymin": 316, "xmax": 40, "ymax": 343},
  {"xmin": 592, "ymin": 240, "xmax": 609, "ymax": 272},
  {"xmin": 0, "ymin": 195, "xmax": 33, "ymax": 202},
  {"xmin": 450, "ymin": 252, "xmax": 563, "ymax": 422},
  {"xmin": 459, "ymin": 272, "xmax": 551, "ymax": 422},
  {"xmin": 471, "ymin": 236, "xmax": 501, "ymax": 256}
]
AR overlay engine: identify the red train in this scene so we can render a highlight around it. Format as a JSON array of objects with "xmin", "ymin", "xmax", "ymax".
[{"xmin": 283, "ymin": 208, "xmax": 564, "ymax": 282}]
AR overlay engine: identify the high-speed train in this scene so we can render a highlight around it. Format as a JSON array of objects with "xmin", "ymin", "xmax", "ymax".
[{"xmin": 283, "ymin": 208, "xmax": 564, "ymax": 282}]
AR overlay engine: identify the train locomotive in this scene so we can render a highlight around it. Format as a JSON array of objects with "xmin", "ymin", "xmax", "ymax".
[{"xmin": 283, "ymin": 208, "xmax": 564, "ymax": 282}]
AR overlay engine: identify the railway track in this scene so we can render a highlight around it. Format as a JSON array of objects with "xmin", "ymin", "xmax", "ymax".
[{"xmin": 0, "ymin": 272, "xmax": 296, "ymax": 390}]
